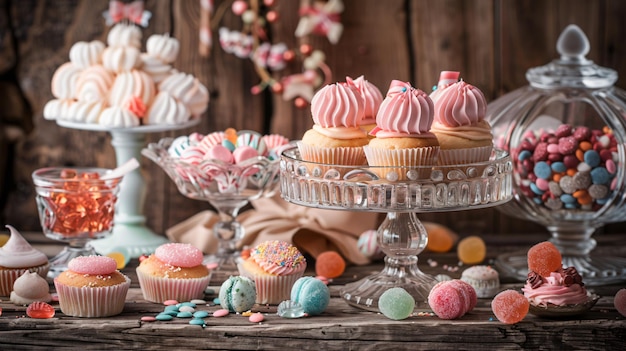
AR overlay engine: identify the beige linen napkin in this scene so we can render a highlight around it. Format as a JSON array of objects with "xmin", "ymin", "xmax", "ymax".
[{"xmin": 166, "ymin": 194, "xmax": 381, "ymax": 265}]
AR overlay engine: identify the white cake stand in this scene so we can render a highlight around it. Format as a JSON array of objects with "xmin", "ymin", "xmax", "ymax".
[{"xmin": 57, "ymin": 119, "xmax": 200, "ymax": 258}]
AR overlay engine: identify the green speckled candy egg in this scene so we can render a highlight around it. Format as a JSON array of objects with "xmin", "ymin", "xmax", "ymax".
[{"xmin": 219, "ymin": 276, "xmax": 257, "ymax": 313}]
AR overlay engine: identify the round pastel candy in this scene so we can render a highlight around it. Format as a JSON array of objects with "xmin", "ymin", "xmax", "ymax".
[
  {"xmin": 457, "ymin": 236, "xmax": 486, "ymax": 265},
  {"xmin": 379, "ymin": 287, "xmax": 415, "ymax": 320},
  {"xmin": 233, "ymin": 145, "xmax": 259, "ymax": 164},
  {"xmin": 219, "ymin": 276, "xmax": 257, "ymax": 313},
  {"xmin": 357, "ymin": 229, "xmax": 384, "ymax": 259},
  {"xmin": 236, "ymin": 130, "xmax": 268, "ymax": 156},
  {"xmin": 290, "ymin": 277, "xmax": 330, "ymax": 316},
  {"xmin": 222, "ymin": 139, "xmax": 236, "ymax": 151},
  {"xmin": 614, "ymin": 288, "xmax": 626, "ymax": 317},
  {"xmin": 428, "ymin": 280, "xmax": 468, "ymax": 319},
  {"xmin": 68, "ymin": 255, "xmax": 117, "ymax": 275},
  {"xmin": 155, "ymin": 243, "xmax": 204, "ymax": 268},
  {"xmin": 527, "ymin": 241, "xmax": 562, "ymax": 277},
  {"xmin": 205, "ymin": 144, "xmax": 234, "ymax": 164},
  {"xmin": 491, "ymin": 289, "xmax": 529, "ymax": 324},
  {"xmin": 315, "ymin": 251, "xmax": 346, "ymax": 279}
]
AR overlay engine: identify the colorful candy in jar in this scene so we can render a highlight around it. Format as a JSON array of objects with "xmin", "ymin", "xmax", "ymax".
[{"xmin": 512, "ymin": 124, "xmax": 618, "ymax": 211}]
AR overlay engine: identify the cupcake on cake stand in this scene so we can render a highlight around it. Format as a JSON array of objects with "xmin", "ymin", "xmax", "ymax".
[
  {"xmin": 57, "ymin": 119, "xmax": 200, "ymax": 258},
  {"xmin": 279, "ymin": 146, "xmax": 513, "ymax": 311}
]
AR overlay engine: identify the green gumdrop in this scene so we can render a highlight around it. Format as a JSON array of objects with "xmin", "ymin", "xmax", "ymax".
[{"xmin": 378, "ymin": 287, "xmax": 415, "ymax": 320}]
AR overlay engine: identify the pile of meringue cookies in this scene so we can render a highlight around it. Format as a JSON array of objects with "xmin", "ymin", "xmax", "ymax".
[{"xmin": 43, "ymin": 23, "xmax": 209, "ymax": 128}]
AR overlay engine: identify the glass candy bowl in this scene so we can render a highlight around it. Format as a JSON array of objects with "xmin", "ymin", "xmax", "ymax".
[
  {"xmin": 32, "ymin": 167, "xmax": 123, "ymax": 278},
  {"xmin": 486, "ymin": 25, "xmax": 626, "ymax": 285},
  {"xmin": 142, "ymin": 137, "xmax": 280, "ymax": 273},
  {"xmin": 279, "ymin": 146, "xmax": 513, "ymax": 311}
]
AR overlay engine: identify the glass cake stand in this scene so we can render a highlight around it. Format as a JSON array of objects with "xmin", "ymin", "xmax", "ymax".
[
  {"xmin": 57, "ymin": 119, "xmax": 200, "ymax": 258},
  {"xmin": 279, "ymin": 146, "xmax": 513, "ymax": 312}
]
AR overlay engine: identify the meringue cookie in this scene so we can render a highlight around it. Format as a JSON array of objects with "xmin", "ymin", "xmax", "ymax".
[{"xmin": 10, "ymin": 271, "xmax": 52, "ymax": 305}]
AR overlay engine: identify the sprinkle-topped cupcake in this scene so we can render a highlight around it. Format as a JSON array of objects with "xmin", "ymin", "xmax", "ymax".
[
  {"xmin": 238, "ymin": 240, "xmax": 307, "ymax": 304},
  {"xmin": 136, "ymin": 243, "xmax": 211, "ymax": 303},
  {"xmin": 54, "ymin": 255, "xmax": 130, "ymax": 317}
]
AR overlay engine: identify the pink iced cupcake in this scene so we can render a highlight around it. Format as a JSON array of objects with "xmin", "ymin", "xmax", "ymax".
[
  {"xmin": 136, "ymin": 243, "xmax": 210, "ymax": 303},
  {"xmin": 344, "ymin": 75, "xmax": 383, "ymax": 136},
  {"xmin": 365, "ymin": 80, "xmax": 440, "ymax": 180},
  {"xmin": 0, "ymin": 225, "xmax": 50, "ymax": 297},
  {"xmin": 431, "ymin": 80, "xmax": 493, "ymax": 165},
  {"xmin": 238, "ymin": 240, "xmax": 307, "ymax": 305},
  {"xmin": 54, "ymin": 256, "xmax": 130, "ymax": 317},
  {"xmin": 297, "ymin": 83, "xmax": 368, "ymax": 166}
]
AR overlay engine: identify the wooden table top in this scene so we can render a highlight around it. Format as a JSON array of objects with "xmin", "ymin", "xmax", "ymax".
[{"xmin": 1, "ymin": 232, "xmax": 625, "ymax": 350}]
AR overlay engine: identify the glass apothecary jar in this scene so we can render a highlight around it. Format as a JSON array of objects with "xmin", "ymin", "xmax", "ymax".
[{"xmin": 485, "ymin": 25, "xmax": 626, "ymax": 285}]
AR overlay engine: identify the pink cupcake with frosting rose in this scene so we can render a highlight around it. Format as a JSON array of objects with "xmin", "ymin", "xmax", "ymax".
[
  {"xmin": 365, "ymin": 80, "xmax": 440, "ymax": 180},
  {"xmin": 430, "ymin": 79, "xmax": 493, "ymax": 165},
  {"xmin": 344, "ymin": 75, "xmax": 383, "ymax": 136},
  {"xmin": 54, "ymin": 255, "xmax": 130, "ymax": 317},
  {"xmin": 136, "ymin": 243, "xmax": 211, "ymax": 303},
  {"xmin": 0, "ymin": 225, "xmax": 50, "ymax": 297},
  {"xmin": 238, "ymin": 240, "xmax": 307, "ymax": 305},
  {"xmin": 298, "ymin": 82, "xmax": 368, "ymax": 166}
]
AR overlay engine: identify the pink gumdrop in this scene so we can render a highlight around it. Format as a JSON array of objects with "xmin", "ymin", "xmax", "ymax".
[
  {"xmin": 155, "ymin": 243, "xmax": 203, "ymax": 268},
  {"xmin": 248, "ymin": 312, "xmax": 264, "ymax": 323},
  {"xmin": 428, "ymin": 281, "xmax": 465, "ymax": 319},
  {"xmin": 163, "ymin": 300, "xmax": 179, "ymax": 306},
  {"xmin": 450, "ymin": 279, "xmax": 477, "ymax": 313},
  {"xmin": 26, "ymin": 301, "xmax": 55, "ymax": 319},
  {"xmin": 205, "ymin": 144, "xmax": 234, "ymax": 164},
  {"xmin": 68, "ymin": 255, "xmax": 117, "ymax": 275},
  {"xmin": 491, "ymin": 290, "xmax": 529, "ymax": 324},
  {"xmin": 615, "ymin": 288, "xmax": 626, "ymax": 317},
  {"xmin": 558, "ymin": 136, "xmax": 578, "ymax": 155},
  {"xmin": 535, "ymin": 178, "xmax": 550, "ymax": 191},
  {"xmin": 546, "ymin": 143, "xmax": 560, "ymax": 154},
  {"xmin": 213, "ymin": 309, "xmax": 230, "ymax": 317},
  {"xmin": 233, "ymin": 146, "xmax": 259, "ymax": 164}
]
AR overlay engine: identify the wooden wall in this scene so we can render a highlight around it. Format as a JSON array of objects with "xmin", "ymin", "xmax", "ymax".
[{"xmin": 1, "ymin": 0, "xmax": 625, "ymax": 238}]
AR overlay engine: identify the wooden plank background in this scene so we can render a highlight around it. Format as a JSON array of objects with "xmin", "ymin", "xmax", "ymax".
[{"xmin": 1, "ymin": 0, "xmax": 625, "ymax": 239}]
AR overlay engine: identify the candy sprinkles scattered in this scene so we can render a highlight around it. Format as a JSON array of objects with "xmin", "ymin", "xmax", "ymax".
[{"xmin": 140, "ymin": 299, "xmax": 267, "ymax": 327}]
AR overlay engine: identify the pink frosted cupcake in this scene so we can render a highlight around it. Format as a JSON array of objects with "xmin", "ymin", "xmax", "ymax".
[
  {"xmin": 430, "ymin": 80, "xmax": 493, "ymax": 165},
  {"xmin": 136, "ymin": 243, "xmax": 210, "ymax": 303},
  {"xmin": 54, "ymin": 256, "xmax": 130, "ymax": 317},
  {"xmin": 238, "ymin": 240, "xmax": 306, "ymax": 305},
  {"xmin": 298, "ymin": 83, "xmax": 368, "ymax": 166},
  {"xmin": 428, "ymin": 71, "xmax": 460, "ymax": 103},
  {"xmin": 0, "ymin": 225, "xmax": 50, "ymax": 297},
  {"xmin": 365, "ymin": 80, "xmax": 440, "ymax": 180}
]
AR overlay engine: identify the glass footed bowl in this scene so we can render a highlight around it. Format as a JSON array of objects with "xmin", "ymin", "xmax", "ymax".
[
  {"xmin": 142, "ymin": 137, "xmax": 280, "ymax": 277},
  {"xmin": 32, "ymin": 167, "xmax": 123, "ymax": 279},
  {"xmin": 279, "ymin": 146, "xmax": 513, "ymax": 312},
  {"xmin": 486, "ymin": 25, "xmax": 626, "ymax": 286}
]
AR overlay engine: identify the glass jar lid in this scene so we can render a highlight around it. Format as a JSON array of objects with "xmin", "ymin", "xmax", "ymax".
[{"xmin": 525, "ymin": 24, "xmax": 617, "ymax": 89}]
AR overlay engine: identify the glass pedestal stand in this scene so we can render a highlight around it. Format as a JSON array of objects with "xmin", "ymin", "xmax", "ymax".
[
  {"xmin": 279, "ymin": 147, "xmax": 513, "ymax": 312},
  {"xmin": 57, "ymin": 120, "xmax": 200, "ymax": 258}
]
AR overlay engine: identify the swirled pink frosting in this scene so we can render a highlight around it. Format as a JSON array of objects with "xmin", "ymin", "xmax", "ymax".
[
  {"xmin": 434, "ymin": 80, "xmax": 487, "ymax": 128},
  {"xmin": 372, "ymin": 80, "xmax": 435, "ymax": 138},
  {"xmin": 310, "ymin": 83, "xmax": 367, "ymax": 139},
  {"xmin": 0, "ymin": 225, "xmax": 48, "ymax": 268},
  {"xmin": 250, "ymin": 240, "xmax": 306, "ymax": 276},
  {"xmin": 522, "ymin": 272, "xmax": 589, "ymax": 306},
  {"xmin": 344, "ymin": 75, "xmax": 383, "ymax": 125}
]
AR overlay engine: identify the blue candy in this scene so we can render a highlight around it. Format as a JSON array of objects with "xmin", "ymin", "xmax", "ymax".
[
  {"xmin": 222, "ymin": 139, "xmax": 236, "ymax": 152},
  {"xmin": 530, "ymin": 183, "xmax": 545, "ymax": 195},
  {"xmin": 189, "ymin": 319, "xmax": 205, "ymax": 326},
  {"xmin": 176, "ymin": 311, "xmax": 193, "ymax": 318},
  {"xmin": 290, "ymin": 276, "xmax": 330, "ymax": 316},
  {"xmin": 591, "ymin": 167, "xmax": 610, "ymax": 184},
  {"xmin": 560, "ymin": 194, "xmax": 577, "ymax": 204},
  {"xmin": 518, "ymin": 150, "xmax": 532, "ymax": 161},
  {"xmin": 193, "ymin": 311, "xmax": 210, "ymax": 318},
  {"xmin": 155, "ymin": 313, "xmax": 174, "ymax": 321},
  {"xmin": 219, "ymin": 276, "xmax": 257, "ymax": 313},
  {"xmin": 551, "ymin": 162, "xmax": 567, "ymax": 173},
  {"xmin": 534, "ymin": 161, "xmax": 552, "ymax": 179},
  {"xmin": 584, "ymin": 150, "xmax": 601, "ymax": 168}
]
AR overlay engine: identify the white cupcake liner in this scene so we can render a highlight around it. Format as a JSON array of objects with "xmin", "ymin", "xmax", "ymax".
[
  {"xmin": 437, "ymin": 146, "xmax": 492, "ymax": 166},
  {"xmin": 363, "ymin": 146, "xmax": 439, "ymax": 180},
  {"xmin": 238, "ymin": 263, "xmax": 304, "ymax": 305},
  {"xmin": 54, "ymin": 276, "xmax": 130, "ymax": 317},
  {"xmin": 0, "ymin": 263, "xmax": 50, "ymax": 297},
  {"xmin": 296, "ymin": 142, "xmax": 367, "ymax": 166},
  {"xmin": 136, "ymin": 268, "xmax": 210, "ymax": 303}
]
